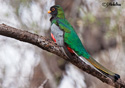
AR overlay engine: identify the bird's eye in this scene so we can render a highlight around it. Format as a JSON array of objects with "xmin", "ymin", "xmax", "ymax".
[{"xmin": 52, "ymin": 8, "xmax": 55, "ymax": 11}]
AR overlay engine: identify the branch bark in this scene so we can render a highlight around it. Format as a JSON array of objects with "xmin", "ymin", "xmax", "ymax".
[{"xmin": 0, "ymin": 23, "xmax": 124, "ymax": 88}]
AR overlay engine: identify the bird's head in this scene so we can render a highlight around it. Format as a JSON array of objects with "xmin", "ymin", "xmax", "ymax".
[{"xmin": 48, "ymin": 5, "xmax": 65, "ymax": 20}]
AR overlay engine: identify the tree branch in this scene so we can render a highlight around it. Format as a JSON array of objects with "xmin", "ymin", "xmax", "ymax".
[
  {"xmin": 0, "ymin": 23, "xmax": 124, "ymax": 88},
  {"xmin": 38, "ymin": 79, "xmax": 48, "ymax": 88}
]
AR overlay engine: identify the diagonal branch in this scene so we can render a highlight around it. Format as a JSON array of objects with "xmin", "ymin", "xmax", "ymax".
[{"xmin": 0, "ymin": 23, "xmax": 124, "ymax": 88}]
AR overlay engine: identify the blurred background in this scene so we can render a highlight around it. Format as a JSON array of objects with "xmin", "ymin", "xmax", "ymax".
[{"xmin": 0, "ymin": 0, "xmax": 124, "ymax": 88}]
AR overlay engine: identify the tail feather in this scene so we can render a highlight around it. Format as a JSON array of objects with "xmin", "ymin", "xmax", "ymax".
[
  {"xmin": 88, "ymin": 57, "xmax": 115, "ymax": 76},
  {"xmin": 62, "ymin": 45, "xmax": 120, "ymax": 81},
  {"xmin": 81, "ymin": 56, "xmax": 120, "ymax": 81}
]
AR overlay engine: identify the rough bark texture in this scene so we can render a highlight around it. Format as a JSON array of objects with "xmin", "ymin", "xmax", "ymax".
[{"xmin": 0, "ymin": 24, "xmax": 124, "ymax": 88}]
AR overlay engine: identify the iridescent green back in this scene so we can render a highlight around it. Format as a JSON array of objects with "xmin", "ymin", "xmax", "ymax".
[{"xmin": 52, "ymin": 18, "xmax": 90, "ymax": 59}]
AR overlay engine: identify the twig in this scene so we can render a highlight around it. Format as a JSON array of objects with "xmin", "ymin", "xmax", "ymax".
[
  {"xmin": 38, "ymin": 79, "xmax": 48, "ymax": 88},
  {"xmin": 0, "ymin": 23, "xmax": 124, "ymax": 88}
]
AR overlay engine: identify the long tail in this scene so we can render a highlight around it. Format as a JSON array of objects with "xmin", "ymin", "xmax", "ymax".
[
  {"xmin": 62, "ymin": 44, "xmax": 120, "ymax": 81},
  {"xmin": 83, "ymin": 56, "xmax": 120, "ymax": 81}
]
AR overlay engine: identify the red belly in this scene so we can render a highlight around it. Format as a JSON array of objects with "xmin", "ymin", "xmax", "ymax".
[
  {"xmin": 66, "ymin": 46, "xmax": 74, "ymax": 54},
  {"xmin": 51, "ymin": 33, "xmax": 74, "ymax": 54},
  {"xmin": 51, "ymin": 33, "xmax": 56, "ymax": 42}
]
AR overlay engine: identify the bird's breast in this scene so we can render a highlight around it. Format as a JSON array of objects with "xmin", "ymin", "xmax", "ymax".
[{"xmin": 51, "ymin": 24, "xmax": 64, "ymax": 46}]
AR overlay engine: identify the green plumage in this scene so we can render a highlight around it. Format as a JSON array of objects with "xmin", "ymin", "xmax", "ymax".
[
  {"xmin": 51, "ymin": 5, "xmax": 90, "ymax": 58},
  {"xmin": 52, "ymin": 19, "xmax": 90, "ymax": 59},
  {"xmin": 49, "ymin": 5, "xmax": 120, "ymax": 81}
]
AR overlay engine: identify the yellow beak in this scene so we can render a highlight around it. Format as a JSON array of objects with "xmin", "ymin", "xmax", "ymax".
[{"xmin": 48, "ymin": 10, "xmax": 51, "ymax": 14}]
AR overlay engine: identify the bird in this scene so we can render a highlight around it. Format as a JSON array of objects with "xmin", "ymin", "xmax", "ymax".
[{"xmin": 48, "ymin": 5, "xmax": 120, "ymax": 81}]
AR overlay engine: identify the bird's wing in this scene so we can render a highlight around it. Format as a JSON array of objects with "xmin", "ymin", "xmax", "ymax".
[{"xmin": 57, "ymin": 19, "xmax": 90, "ymax": 58}]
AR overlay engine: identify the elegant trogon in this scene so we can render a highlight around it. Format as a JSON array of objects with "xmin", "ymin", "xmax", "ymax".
[{"xmin": 48, "ymin": 5, "xmax": 120, "ymax": 81}]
